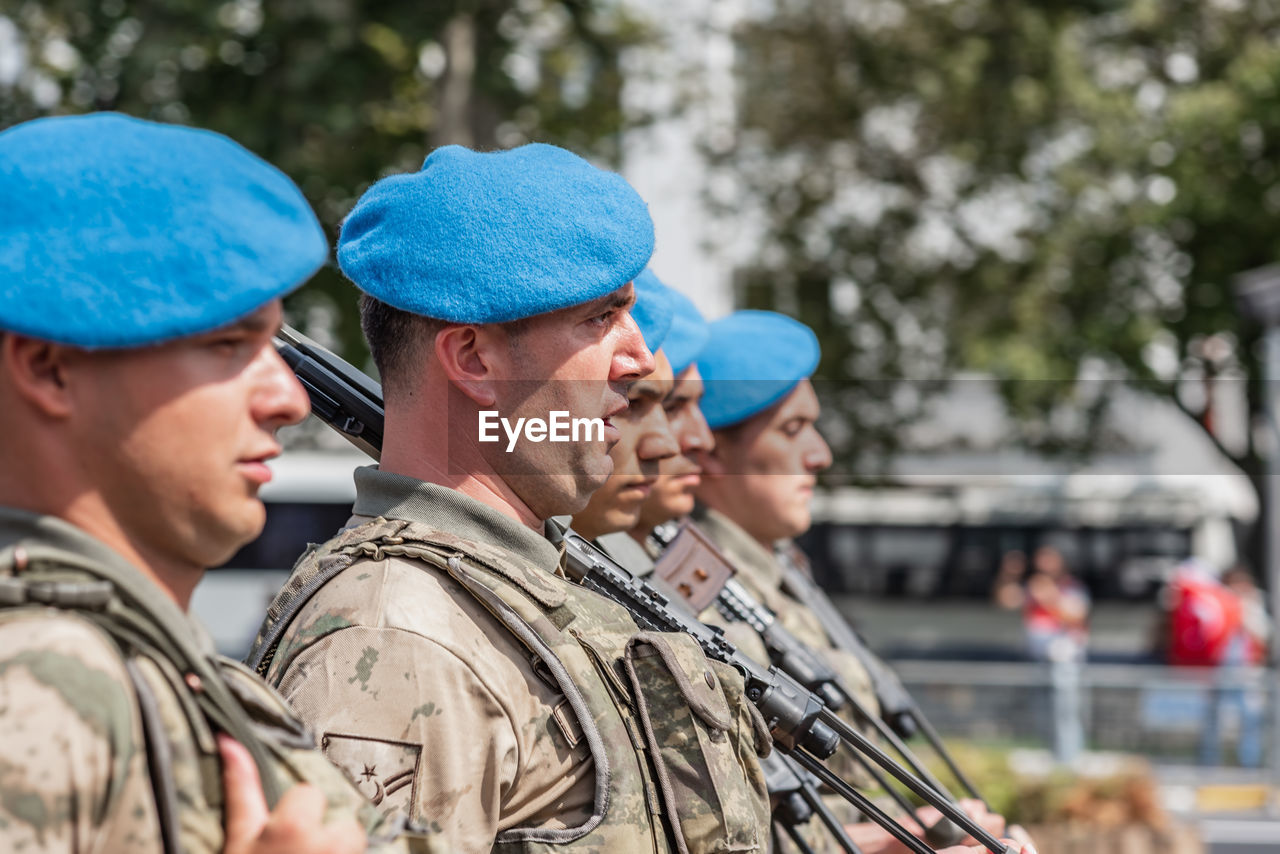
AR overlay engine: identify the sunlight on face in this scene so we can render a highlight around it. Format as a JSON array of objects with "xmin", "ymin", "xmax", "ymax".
[
  {"xmin": 573, "ymin": 351, "xmax": 677, "ymax": 539},
  {"xmin": 484, "ymin": 284, "xmax": 656, "ymax": 520},
  {"xmin": 70, "ymin": 302, "xmax": 309, "ymax": 571},
  {"xmin": 699, "ymin": 380, "xmax": 832, "ymax": 543}
]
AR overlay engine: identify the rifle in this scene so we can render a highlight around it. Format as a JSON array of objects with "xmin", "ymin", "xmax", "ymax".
[
  {"xmin": 275, "ymin": 325, "xmax": 384, "ymax": 458},
  {"xmin": 654, "ymin": 515, "xmax": 991, "ymax": 818},
  {"xmin": 761, "ymin": 752, "xmax": 864, "ymax": 852},
  {"xmin": 274, "ymin": 324, "xmax": 1017, "ymax": 854},
  {"xmin": 650, "ymin": 521, "xmax": 967, "ymax": 848},
  {"xmin": 776, "ymin": 545, "xmax": 989, "ymax": 805}
]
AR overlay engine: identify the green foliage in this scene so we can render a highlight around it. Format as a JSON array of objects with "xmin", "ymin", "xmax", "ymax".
[
  {"xmin": 714, "ymin": 0, "xmax": 1280, "ymax": 479},
  {"xmin": 2, "ymin": 0, "xmax": 649, "ymax": 363}
]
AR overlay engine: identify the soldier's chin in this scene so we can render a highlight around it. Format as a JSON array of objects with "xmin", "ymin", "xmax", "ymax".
[
  {"xmin": 665, "ymin": 492, "xmax": 696, "ymax": 520},
  {"xmin": 541, "ymin": 461, "xmax": 615, "ymax": 518},
  {"xmin": 586, "ymin": 448, "xmax": 615, "ymax": 481},
  {"xmin": 202, "ymin": 512, "xmax": 264, "ymax": 568},
  {"xmin": 785, "ymin": 507, "xmax": 812, "ymax": 539},
  {"xmin": 577, "ymin": 467, "xmax": 613, "ymax": 505},
  {"xmin": 548, "ymin": 487, "xmax": 597, "ymax": 521}
]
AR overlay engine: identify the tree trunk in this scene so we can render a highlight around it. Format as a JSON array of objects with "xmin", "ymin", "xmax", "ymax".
[
  {"xmin": 433, "ymin": 14, "xmax": 476, "ymax": 149},
  {"xmin": 1246, "ymin": 468, "xmax": 1266, "ymax": 583}
]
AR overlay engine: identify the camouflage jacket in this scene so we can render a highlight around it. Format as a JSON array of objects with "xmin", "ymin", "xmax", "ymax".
[
  {"xmin": 688, "ymin": 506, "xmax": 881, "ymax": 719},
  {"xmin": 0, "ymin": 507, "xmax": 407, "ymax": 854},
  {"xmin": 688, "ymin": 504, "xmax": 884, "ymax": 823},
  {"xmin": 248, "ymin": 467, "xmax": 771, "ymax": 854},
  {"xmin": 614, "ymin": 514, "xmax": 899, "ymax": 852}
]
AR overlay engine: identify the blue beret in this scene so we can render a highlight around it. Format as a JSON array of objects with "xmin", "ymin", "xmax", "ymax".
[
  {"xmin": 0, "ymin": 112, "xmax": 327, "ymax": 348},
  {"xmin": 697, "ymin": 310, "xmax": 821, "ymax": 430},
  {"xmin": 632, "ymin": 269, "xmax": 674, "ymax": 353},
  {"xmin": 660, "ymin": 287, "xmax": 709, "ymax": 374},
  {"xmin": 338, "ymin": 143, "xmax": 654, "ymax": 323}
]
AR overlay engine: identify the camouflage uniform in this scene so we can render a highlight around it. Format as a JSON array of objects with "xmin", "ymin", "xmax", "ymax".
[
  {"xmin": 249, "ymin": 466, "xmax": 771, "ymax": 854},
  {"xmin": 688, "ymin": 504, "xmax": 888, "ymax": 851},
  {"xmin": 689, "ymin": 505, "xmax": 881, "ymax": 729},
  {"xmin": 593, "ymin": 531, "xmax": 827, "ymax": 853},
  {"xmin": 0, "ymin": 507, "xmax": 408, "ymax": 854}
]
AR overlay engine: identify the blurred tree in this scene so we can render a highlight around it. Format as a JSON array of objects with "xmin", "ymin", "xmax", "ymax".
[
  {"xmin": 711, "ymin": 0, "xmax": 1280, "ymax": 503},
  {"xmin": 1, "ymin": 0, "xmax": 648, "ymax": 362}
]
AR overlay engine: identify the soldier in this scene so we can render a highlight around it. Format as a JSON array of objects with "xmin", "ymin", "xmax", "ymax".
[
  {"xmin": 691, "ymin": 310, "xmax": 1012, "ymax": 853},
  {"xmin": 627, "ymin": 286, "xmax": 713, "ymax": 551},
  {"xmin": 569, "ymin": 269, "xmax": 680, "ymax": 546},
  {"xmin": 248, "ymin": 144, "xmax": 773, "ymax": 853},
  {"xmin": 0, "ymin": 114, "xmax": 408, "ymax": 853},
  {"xmin": 575, "ymin": 281, "xmax": 1026, "ymax": 854}
]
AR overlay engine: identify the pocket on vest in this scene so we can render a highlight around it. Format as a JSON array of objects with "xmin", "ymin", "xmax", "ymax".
[{"xmin": 622, "ymin": 631, "xmax": 769, "ymax": 854}]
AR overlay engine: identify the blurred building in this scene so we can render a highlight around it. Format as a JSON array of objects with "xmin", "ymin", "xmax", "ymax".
[{"xmin": 803, "ymin": 377, "xmax": 1256, "ymax": 602}]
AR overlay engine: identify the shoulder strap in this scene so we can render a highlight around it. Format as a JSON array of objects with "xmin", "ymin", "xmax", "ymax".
[
  {"xmin": 249, "ymin": 516, "xmax": 573, "ymax": 677},
  {"xmin": 124, "ymin": 656, "xmax": 183, "ymax": 854},
  {"xmin": 0, "ymin": 541, "xmax": 286, "ymax": 809},
  {"xmin": 248, "ymin": 517, "xmax": 409, "ymax": 676},
  {"xmin": 776, "ymin": 548, "xmax": 866, "ymax": 656}
]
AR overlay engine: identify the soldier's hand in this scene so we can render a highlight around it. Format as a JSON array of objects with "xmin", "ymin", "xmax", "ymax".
[
  {"xmin": 843, "ymin": 799, "xmax": 1018, "ymax": 854},
  {"xmin": 1007, "ymin": 824, "xmax": 1036, "ymax": 848},
  {"xmin": 915, "ymin": 798, "xmax": 1007, "ymax": 845},
  {"xmin": 840, "ymin": 825, "xmax": 1036, "ymax": 854},
  {"xmin": 838, "ymin": 820, "xmax": 944, "ymax": 854},
  {"xmin": 937, "ymin": 841, "xmax": 1037, "ymax": 854},
  {"xmin": 219, "ymin": 734, "xmax": 367, "ymax": 854}
]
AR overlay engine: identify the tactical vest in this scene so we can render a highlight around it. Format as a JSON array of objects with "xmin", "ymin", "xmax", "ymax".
[
  {"xmin": 0, "ymin": 535, "xmax": 400, "ymax": 854},
  {"xmin": 250, "ymin": 517, "xmax": 772, "ymax": 854}
]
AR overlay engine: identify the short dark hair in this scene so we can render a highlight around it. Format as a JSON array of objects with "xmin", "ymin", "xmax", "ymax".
[
  {"xmin": 359, "ymin": 295, "xmax": 441, "ymax": 393},
  {"xmin": 360, "ymin": 295, "xmax": 540, "ymax": 393}
]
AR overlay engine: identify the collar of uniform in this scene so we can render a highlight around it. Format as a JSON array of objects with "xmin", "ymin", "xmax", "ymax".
[
  {"xmin": 0, "ymin": 504, "xmax": 217, "ymax": 655},
  {"xmin": 352, "ymin": 465, "xmax": 562, "ymax": 573},
  {"xmin": 690, "ymin": 502, "xmax": 784, "ymax": 592}
]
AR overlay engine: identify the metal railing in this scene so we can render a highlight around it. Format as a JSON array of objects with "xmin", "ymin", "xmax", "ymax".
[{"xmin": 890, "ymin": 660, "xmax": 1274, "ymax": 772}]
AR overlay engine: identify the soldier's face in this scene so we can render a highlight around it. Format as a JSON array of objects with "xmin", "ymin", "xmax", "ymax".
[
  {"xmin": 637, "ymin": 365, "xmax": 714, "ymax": 530},
  {"xmin": 488, "ymin": 284, "xmax": 655, "ymax": 519},
  {"xmin": 69, "ymin": 301, "xmax": 309, "ymax": 585},
  {"xmin": 572, "ymin": 351, "xmax": 677, "ymax": 538},
  {"xmin": 696, "ymin": 380, "xmax": 832, "ymax": 543}
]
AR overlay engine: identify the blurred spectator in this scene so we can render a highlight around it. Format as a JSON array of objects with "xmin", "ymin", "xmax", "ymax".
[
  {"xmin": 1199, "ymin": 564, "xmax": 1269, "ymax": 768},
  {"xmin": 1223, "ymin": 565, "xmax": 1270, "ymax": 666},
  {"xmin": 1163, "ymin": 560, "xmax": 1241, "ymax": 667},
  {"xmin": 1023, "ymin": 546, "xmax": 1091, "ymax": 664},
  {"xmin": 1161, "ymin": 560, "xmax": 1267, "ymax": 767},
  {"xmin": 991, "ymin": 549, "xmax": 1028, "ymax": 610},
  {"xmin": 998, "ymin": 546, "xmax": 1091, "ymax": 763}
]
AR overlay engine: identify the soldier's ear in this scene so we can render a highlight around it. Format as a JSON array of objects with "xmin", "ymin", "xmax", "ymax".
[
  {"xmin": 433, "ymin": 324, "xmax": 498, "ymax": 407},
  {"xmin": 1, "ymin": 334, "xmax": 75, "ymax": 419}
]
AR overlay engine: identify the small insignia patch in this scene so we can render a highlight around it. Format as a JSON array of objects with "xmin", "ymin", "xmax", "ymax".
[{"xmin": 321, "ymin": 732, "xmax": 421, "ymax": 817}]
